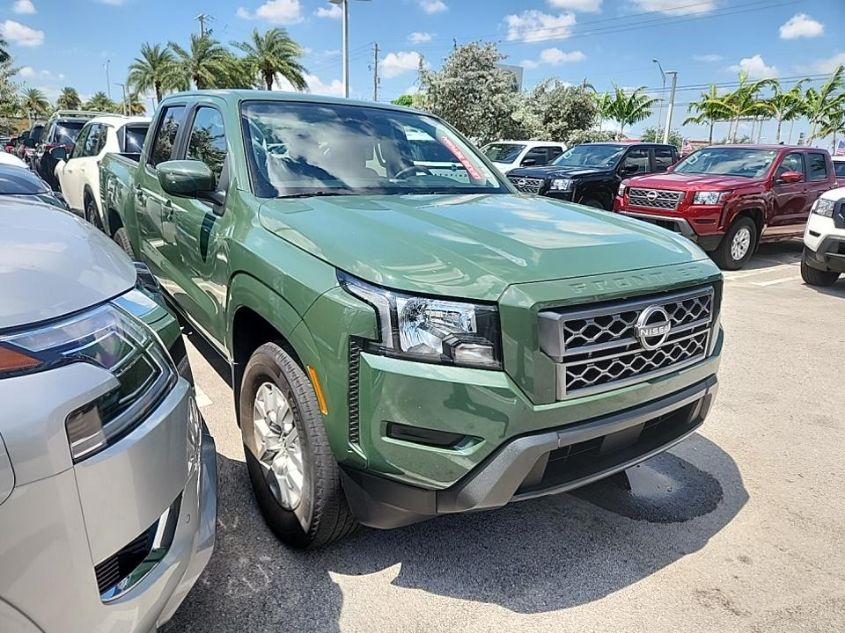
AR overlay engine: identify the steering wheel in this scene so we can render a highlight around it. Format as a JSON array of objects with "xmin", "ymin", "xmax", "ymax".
[{"xmin": 394, "ymin": 165, "xmax": 433, "ymax": 179}]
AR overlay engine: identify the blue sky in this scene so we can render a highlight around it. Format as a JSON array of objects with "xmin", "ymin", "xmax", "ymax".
[{"xmin": 2, "ymin": 0, "xmax": 843, "ymax": 143}]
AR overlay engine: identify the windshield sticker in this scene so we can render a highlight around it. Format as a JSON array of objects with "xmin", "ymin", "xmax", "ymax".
[{"xmin": 438, "ymin": 135, "xmax": 483, "ymax": 181}]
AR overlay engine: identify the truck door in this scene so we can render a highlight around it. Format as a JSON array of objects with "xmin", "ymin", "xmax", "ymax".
[
  {"xmin": 771, "ymin": 151, "xmax": 809, "ymax": 230},
  {"xmin": 136, "ymin": 104, "xmax": 187, "ymax": 298},
  {"xmin": 805, "ymin": 152, "xmax": 833, "ymax": 213},
  {"xmin": 166, "ymin": 104, "xmax": 231, "ymax": 345}
]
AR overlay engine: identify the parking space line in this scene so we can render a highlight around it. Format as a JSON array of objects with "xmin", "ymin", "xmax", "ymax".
[
  {"xmin": 752, "ymin": 275, "xmax": 802, "ymax": 287},
  {"xmin": 724, "ymin": 266, "xmax": 796, "ymax": 281},
  {"xmin": 195, "ymin": 385, "xmax": 213, "ymax": 408}
]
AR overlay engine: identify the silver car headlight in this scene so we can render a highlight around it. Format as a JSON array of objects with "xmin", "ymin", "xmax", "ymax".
[
  {"xmin": 550, "ymin": 178, "xmax": 572, "ymax": 191},
  {"xmin": 693, "ymin": 191, "xmax": 728, "ymax": 205},
  {"xmin": 812, "ymin": 198, "xmax": 835, "ymax": 218},
  {"xmin": 0, "ymin": 290, "xmax": 176, "ymax": 462},
  {"xmin": 340, "ymin": 273, "xmax": 502, "ymax": 369}
]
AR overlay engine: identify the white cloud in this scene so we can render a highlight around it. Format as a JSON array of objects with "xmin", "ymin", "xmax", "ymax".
[
  {"xmin": 314, "ymin": 4, "xmax": 341, "ymax": 19},
  {"xmin": 779, "ymin": 13, "xmax": 824, "ymax": 40},
  {"xmin": 521, "ymin": 59, "xmax": 540, "ymax": 70},
  {"xmin": 17, "ymin": 65, "xmax": 35, "ymax": 77},
  {"xmin": 97, "ymin": 0, "xmax": 129, "ymax": 5},
  {"xmin": 539, "ymin": 47, "xmax": 585, "ymax": 64},
  {"xmin": 548, "ymin": 0, "xmax": 601, "ymax": 11},
  {"xmin": 275, "ymin": 73, "xmax": 344, "ymax": 97},
  {"xmin": 12, "ymin": 0, "xmax": 35, "ymax": 14},
  {"xmin": 693, "ymin": 53, "xmax": 722, "ymax": 62},
  {"xmin": 505, "ymin": 10, "xmax": 576, "ymax": 43},
  {"xmin": 418, "ymin": 0, "xmax": 447, "ymax": 14},
  {"xmin": 728, "ymin": 54, "xmax": 778, "ymax": 79},
  {"xmin": 237, "ymin": 0, "xmax": 303, "ymax": 24},
  {"xmin": 631, "ymin": 0, "xmax": 716, "ymax": 16},
  {"xmin": 382, "ymin": 51, "xmax": 424, "ymax": 79},
  {"xmin": 408, "ymin": 31, "xmax": 433, "ymax": 44},
  {"xmin": 809, "ymin": 52, "xmax": 845, "ymax": 74},
  {"xmin": 0, "ymin": 19, "xmax": 44, "ymax": 46}
]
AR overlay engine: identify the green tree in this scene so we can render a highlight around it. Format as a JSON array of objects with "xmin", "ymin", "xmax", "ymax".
[
  {"xmin": 641, "ymin": 126, "xmax": 683, "ymax": 148},
  {"xmin": 20, "ymin": 87, "xmax": 49, "ymax": 125},
  {"xmin": 763, "ymin": 81, "xmax": 806, "ymax": 144},
  {"xmin": 233, "ymin": 28, "xmax": 307, "ymax": 91},
  {"xmin": 128, "ymin": 43, "xmax": 178, "ymax": 103},
  {"xmin": 121, "ymin": 92, "xmax": 147, "ymax": 116},
  {"xmin": 0, "ymin": 61, "xmax": 20, "ymax": 134},
  {"xmin": 719, "ymin": 72, "xmax": 775, "ymax": 143},
  {"xmin": 0, "ymin": 36, "xmax": 10, "ymax": 65},
  {"xmin": 684, "ymin": 85, "xmax": 729, "ymax": 144},
  {"xmin": 605, "ymin": 85, "xmax": 658, "ymax": 138},
  {"xmin": 419, "ymin": 42, "xmax": 523, "ymax": 144},
  {"xmin": 85, "ymin": 91, "xmax": 119, "ymax": 113},
  {"xmin": 815, "ymin": 95, "xmax": 845, "ymax": 150},
  {"xmin": 169, "ymin": 34, "xmax": 230, "ymax": 90},
  {"xmin": 592, "ymin": 91, "xmax": 613, "ymax": 131},
  {"xmin": 392, "ymin": 94, "xmax": 415, "ymax": 107},
  {"xmin": 515, "ymin": 79, "xmax": 597, "ymax": 143},
  {"xmin": 56, "ymin": 87, "xmax": 82, "ymax": 110},
  {"xmin": 804, "ymin": 65, "xmax": 844, "ymax": 145}
]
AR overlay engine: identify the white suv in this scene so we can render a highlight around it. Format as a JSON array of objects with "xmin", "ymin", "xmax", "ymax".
[
  {"xmin": 801, "ymin": 185, "xmax": 845, "ymax": 286},
  {"xmin": 481, "ymin": 140, "xmax": 567, "ymax": 174}
]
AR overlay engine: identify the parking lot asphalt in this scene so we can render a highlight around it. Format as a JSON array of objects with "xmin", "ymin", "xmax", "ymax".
[{"xmin": 164, "ymin": 241, "xmax": 845, "ymax": 633}]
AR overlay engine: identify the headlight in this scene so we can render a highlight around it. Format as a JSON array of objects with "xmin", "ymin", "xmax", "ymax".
[
  {"xmin": 550, "ymin": 178, "xmax": 572, "ymax": 191},
  {"xmin": 617, "ymin": 182, "xmax": 627, "ymax": 197},
  {"xmin": 340, "ymin": 273, "xmax": 502, "ymax": 369},
  {"xmin": 812, "ymin": 198, "xmax": 835, "ymax": 218},
  {"xmin": 0, "ymin": 292, "xmax": 176, "ymax": 462},
  {"xmin": 693, "ymin": 191, "xmax": 728, "ymax": 205}
]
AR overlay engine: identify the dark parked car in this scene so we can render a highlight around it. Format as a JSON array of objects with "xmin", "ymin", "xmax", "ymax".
[
  {"xmin": 0, "ymin": 163, "xmax": 69, "ymax": 210},
  {"xmin": 32, "ymin": 111, "xmax": 97, "ymax": 190},
  {"xmin": 507, "ymin": 142, "xmax": 679, "ymax": 210},
  {"xmin": 16, "ymin": 125, "xmax": 43, "ymax": 162}
]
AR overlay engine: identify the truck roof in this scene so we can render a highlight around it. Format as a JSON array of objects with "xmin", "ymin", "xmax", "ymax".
[
  {"xmin": 161, "ymin": 89, "xmax": 418, "ymax": 115},
  {"xmin": 705, "ymin": 144, "xmax": 827, "ymax": 152}
]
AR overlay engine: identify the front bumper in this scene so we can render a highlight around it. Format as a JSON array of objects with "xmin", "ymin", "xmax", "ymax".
[
  {"xmin": 343, "ymin": 374, "xmax": 718, "ymax": 529},
  {"xmin": 0, "ymin": 373, "xmax": 217, "ymax": 633},
  {"xmin": 803, "ymin": 213, "xmax": 845, "ymax": 273},
  {"xmin": 614, "ymin": 199, "xmax": 724, "ymax": 251}
]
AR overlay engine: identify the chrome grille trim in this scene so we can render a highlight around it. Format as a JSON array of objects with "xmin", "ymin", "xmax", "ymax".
[
  {"xmin": 538, "ymin": 286, "xmax": 714, "ymax": 399},
  {"xmin": 628, "ymin": 188, "xmax": 684, "ymax": 210},
  {"xmin": 508, "ymin": 176, "xmax": 545, "ymax": 194}
]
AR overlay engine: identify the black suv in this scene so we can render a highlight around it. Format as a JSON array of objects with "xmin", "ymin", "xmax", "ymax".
[
  {"xmin": 32, "ymin": 111, "xmax": 97, "ymax": 190},
  {"xmin": 507, "ymin": 142, "xmax": 679, "ymax": 210}
]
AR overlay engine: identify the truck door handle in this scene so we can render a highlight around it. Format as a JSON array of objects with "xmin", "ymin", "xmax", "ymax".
[{"xmin": 135, "ymin": 187, "xmax": 146, "ymax": 204}]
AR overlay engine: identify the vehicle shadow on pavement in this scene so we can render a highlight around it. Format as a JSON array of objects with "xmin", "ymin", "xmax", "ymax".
[
  {"xmin": 164, "ymin": 434, "xmax": 747, "ymax": 632},
  {"xmin": 743, "ymin": 240, "xmax": 803, "ymax": 271}
]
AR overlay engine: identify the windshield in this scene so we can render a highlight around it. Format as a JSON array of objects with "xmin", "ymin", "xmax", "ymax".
[
  {"xmin": 482, "ymin": 143, "xmax": 526, "ymax": 164},
  {"xmin": 673, "ymin": 147, "xmax": 778, "ymax": 178},
  {"xmin": 834, "ymin": 161, "xmax": 845, "ymax": 178},
  {"xmin": 53, "ymin": 121, "xmax": 86, "ymax": 145},
  {"xmin": 0, "ymin": 166, "xmax": 50, "ymax": 194},
  {"xmin": 242, "ymin": 101, "xmax": 506, "ymax": 198},
  {"xmin": 553, "ymin": 144, "xmax": 625, "ymax": 169}
]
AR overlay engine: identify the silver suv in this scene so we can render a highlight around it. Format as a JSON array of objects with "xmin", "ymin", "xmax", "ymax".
[{"xmin": 0, "ymin": 200, "xmax": 217, "ymax": 632}]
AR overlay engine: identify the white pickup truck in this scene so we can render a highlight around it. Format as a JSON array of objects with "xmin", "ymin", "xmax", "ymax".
[{"xmin": 802, "ymin": 186, "xmax": 845, "ymax": 286}]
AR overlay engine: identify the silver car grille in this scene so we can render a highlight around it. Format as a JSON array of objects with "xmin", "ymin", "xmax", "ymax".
[
  {"xmin": 508, "ymin": 176, "xmax": 545, "ymax": 194},
  {"xmin": 538, "ymin": 286, "xmax": 714, "ymax": 399},
  {"xmin": 628, "ymin": 188, "xmax": 684, "ymax": 210}
]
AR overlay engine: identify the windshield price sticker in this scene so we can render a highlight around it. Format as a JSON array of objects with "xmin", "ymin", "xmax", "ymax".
[{"xmin": 439, "ymin": 135, "xmax": 483, "ymax": 181}]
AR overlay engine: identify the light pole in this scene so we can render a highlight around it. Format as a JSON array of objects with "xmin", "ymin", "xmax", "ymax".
[
  {"xmin": 115, "ymin": 82, "xmax": 128, "ymax": 115},
  {"xmin": 328, "ymin": 0, "xmax": 370, "ymax": 98},
  {"xmin": 653, "ymin": 58, "xmax": 666, "ymax": 131},
  {"xmin": 105, "ymin": 59, "xmax": 111, "ymax": 100},
  {"xmin": 663, "ymin": 70, "xmax": 678, "ymax": 145}
]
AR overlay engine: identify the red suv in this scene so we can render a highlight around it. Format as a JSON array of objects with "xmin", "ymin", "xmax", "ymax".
[{"xmin": 614, "ymin": 145, "xmax": 836, "ymax": 269}]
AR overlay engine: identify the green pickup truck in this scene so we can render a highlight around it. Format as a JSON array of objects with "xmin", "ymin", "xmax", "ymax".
[{"xmin": 100, "ymin": 90, "xmax": 724, "ymax": 548}]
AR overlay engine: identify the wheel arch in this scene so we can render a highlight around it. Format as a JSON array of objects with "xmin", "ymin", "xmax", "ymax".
[{"xmin": 733, "ymin": 207, "xmax": 764, "ymax": 248}]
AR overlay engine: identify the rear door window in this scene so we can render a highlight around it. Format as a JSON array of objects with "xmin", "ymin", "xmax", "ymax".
[
  {"xmin": 621, "ymin": 148, "xmax": 650, "ymax": 175},
  {"xmin": 149, "ymin": 105, "xmax": 186, "ymax": 168},
  {"xmin": 123, "ymin": 124, "xmax": 149, "ymax": 154},
  {"xmin": 522, "ymin": 147, "xmax": 548, "ymax": 166},
  {"xmin": 806, "ymin": 153, "xmax": 829, "ymax": 182}
]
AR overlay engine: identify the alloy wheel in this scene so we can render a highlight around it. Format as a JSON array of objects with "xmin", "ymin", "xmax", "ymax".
[{"xmin": 730, "ymin": 226, "xmax": 752, "ymax": 262}]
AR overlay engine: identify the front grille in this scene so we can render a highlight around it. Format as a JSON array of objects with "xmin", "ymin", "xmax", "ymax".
[
  {"xmin": 508, "ymin": 176, "xmax": 545, "ymax": 194},
  {"xmin": 539, "ymin": 286, "xmax": 714, "ymax": 399},
  {"xmin": 628, "ymin": 188, "xmax": 684, "ymax": 210}
]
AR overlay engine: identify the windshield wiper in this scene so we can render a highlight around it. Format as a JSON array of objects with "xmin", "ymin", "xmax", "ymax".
[{"xmin": 276, "ymin": 190, "xmax": 357, "ymax": 199}]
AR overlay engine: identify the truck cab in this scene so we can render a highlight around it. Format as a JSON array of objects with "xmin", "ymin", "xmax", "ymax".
[{"xmin": 615, "ymin": 145, "xmax": 837, "ymax": 269}]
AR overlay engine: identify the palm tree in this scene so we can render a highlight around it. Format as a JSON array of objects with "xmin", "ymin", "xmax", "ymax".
[
  {"xmin": 763, "ymin": 81, "xmax": 806, "ymax": 144},
  {"xmin": 121, "ymin": 92, "xmax": 147, "ymax": 116},
  {"xmin": 85, "ymin": 91, "xmax": 119, "ymax": 113},
  {"xmin": 592, "ymin": 91, "xmax": 613, "ymax": 132},
  {"xmin": 684, "ymin": 84, "xmax": 728, "ymax": 144},
  {"xmin": 169, "ymin": 34, "xmax": 230, "ymax": 90},
  {"xmin": 0, "ymin": 36, "xmax": 10, "ymax": 65},
  {"xmin": 233, "ymin": 28, "xmax": 307, "ymax": 91},
  {"xmin": 804, "ymin": 65, "xmax": 844, "ymax": 145},
  {"xmin": 606, "ymin": 85, "xmax": 658, "ymax": 138},
  {"xmin": 718, "ymin": 73, "xmax": 775, "ymax": 143},
  {"xmin": 56, "ymin": 87, "xmax": 82, "ymax": 110},
  {"xmin": 20, "ymin": 87, "xmax": 49, "ymax": 126},
  {"xmin": 815, "ymin": 95, "xmax": 845, "ymax": 151},
  {"xmin": 128, "ymin": 43, "xmax": 178, "ymax": 103}
]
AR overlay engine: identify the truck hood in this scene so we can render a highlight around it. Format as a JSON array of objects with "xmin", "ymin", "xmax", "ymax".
[
  {"xmin": 259, "ymin": 194, "xmax": 707, "ymax": 300},
  {"xmin": 0, "ymin": 200, "xmax": 136, "ymax": 330},
  {"xmin": 508, "ymin": 165, "xmax": 612, "ymax": 180},
  {"xmin": 627, "ymin": 172, "xmax": 761, "ymax": 190}
]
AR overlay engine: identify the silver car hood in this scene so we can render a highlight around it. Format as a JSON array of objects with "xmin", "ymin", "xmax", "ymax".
[{"xmin": 0, "ymin": 199, "xmax": 135, "ymax": 330}]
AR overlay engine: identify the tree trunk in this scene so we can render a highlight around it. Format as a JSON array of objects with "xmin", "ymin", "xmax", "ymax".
[
  {"xmin": 155, "ymin": 82, "xmax": 162, "ymax": 104},
  {"xmin": 708, "ymin": 120, "xmax": 714, "ymax": 144},
  {"xmin": 731, "ymin": 118, "xmax": 738, "ymax": 143},
  {"xmin": 264, "ymin": 71, "xmax": 273, "ymax": 91},
  {"xmin": 775, "ymin": 117, "xmax": 783, "ymax": 144}
]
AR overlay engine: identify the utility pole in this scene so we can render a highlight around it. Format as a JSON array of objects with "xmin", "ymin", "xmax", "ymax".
[
  {"xmin": 653, "ymin": 59, "xmax": 666, "ymax": 131},
  {"xmin": 105, "ymin": 59, "xmax": 111, "ymax": 99},
  {"xmin": 372, "ymin": 42, "xmax": 380, "ymax": 101},
  {"xmin": 662, "ymin": 70, "xmax": 678, "ymax": 145},
  {"xmin": 115, "ymin": 82, "xmax": 128, "ymax": 115},
  {"xmin": 196, "ymin": 13, "xmax": 212, "ymax": 36}
]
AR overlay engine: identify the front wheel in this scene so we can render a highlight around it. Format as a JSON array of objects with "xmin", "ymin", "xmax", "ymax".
[
  {"xmin": 712, "ymin": 217, "xmax": 757, "ymax": 270},
  {"xmin": 579, "ymin": 197, "xmax": 608, "ymax": 210},
  {"xmin": 801, "ymin": 251, "xmax": 840, "ymax": 286},
  {"xmin": 112, "ymin": 227, "xmax": 133, "ymax": 257},
  {"xmin": 240, "ymin": 343, "xmax": 357, "ymax": 548}
]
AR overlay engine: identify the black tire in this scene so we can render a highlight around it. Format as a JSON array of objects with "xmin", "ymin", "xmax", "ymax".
[
  {"xmin": 240, "ymin": 342, "xmax": 356, "ymax": 549},
  {"xmin": 579, "ymin": 197, "xmax": 608, "ymax": 210},
  {"xmin": 84, "ymin": 195, "xmax": 103, "ymax": 231},
  {"xmin": 712, "ymin": 217, "xmax": 757, "ymax": 270},
  {"xmin": 113, "ymin": 226, "xmax": 134, "ymax": 258},
  {"xmin": 801, "ymin": 252, "xmax": 840, "ymax": 286}
]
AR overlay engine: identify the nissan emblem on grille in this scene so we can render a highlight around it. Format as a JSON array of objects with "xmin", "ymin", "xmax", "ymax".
[
  {"xmin": 635, "ymin": 305, "xmax": 672, "ymax": 350},
  {"xmin": 646, "ymin": 190, "xmax": 659, "ymax": 202},
  {"xmin": 518, "ymin": 179, "xmax": 527, "ymax": 187}
]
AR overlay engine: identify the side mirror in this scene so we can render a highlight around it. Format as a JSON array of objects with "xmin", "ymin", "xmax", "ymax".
[
  {"xmin": 50, "ymin": 146, "xmax": 68, "ymax": 162},
  {"xmin": 157, "ymin": 160, "xmax": 216, "ymax": 197},
  {"xmin": 520, "ymin": 158, "xmax": 537, "ymax": 167},
  {"xmin": 777, "ymin": 170, "xmax": 803, "ymax": 184},
  {"xmin": 665, "ymin": 163, "xmax": 675, "ymax": 173}
]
